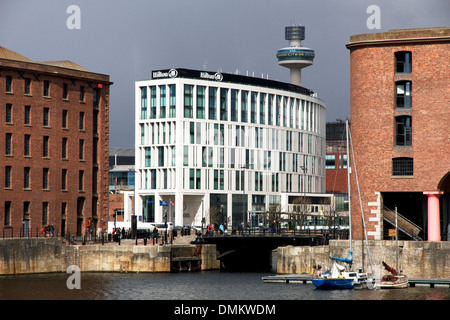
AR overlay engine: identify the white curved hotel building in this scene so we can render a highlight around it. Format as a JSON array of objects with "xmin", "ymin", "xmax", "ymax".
[{"xmin": 134, "ymin": 68, "xmax": 326, "ymax": 229}]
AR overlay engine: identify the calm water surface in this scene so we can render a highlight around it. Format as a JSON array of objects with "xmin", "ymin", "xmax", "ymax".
[{"xmin": 1, "ymin": 272, "xmax": 449, "ymax": 301}]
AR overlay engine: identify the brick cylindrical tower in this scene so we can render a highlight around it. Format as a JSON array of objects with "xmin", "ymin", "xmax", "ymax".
[{"xmin": 346, "ymin": 27, "xmax": 450, "ymax": 241}]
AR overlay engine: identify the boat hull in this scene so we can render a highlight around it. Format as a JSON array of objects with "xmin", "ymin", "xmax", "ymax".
[
  {"xmin": 378, "ymin": 281, "xmax": 408, "ymax": 289},
  {"xmin": 378, "ymin": 275, "xmax": 408, "ymax": 289},
  {"xmin": 312, "ymin": 278, "xmax": 354, "ymax": 290}
]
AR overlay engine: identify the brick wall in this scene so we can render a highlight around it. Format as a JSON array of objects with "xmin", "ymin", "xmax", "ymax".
[
  {"xmin": 347, "ymin": 29, "xmax": 450, "ymax": 240},
  {"xmin": 0, "ymin": 56, "xmax": 111, "ymax": 237},
  {"xmin": 325, "ymin": 152, "xmax": 348, "ymax": 194}
]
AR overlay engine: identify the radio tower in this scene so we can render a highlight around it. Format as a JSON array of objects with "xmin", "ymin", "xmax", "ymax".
[{"xmin": 276, "ymin": 25, "xmax": 315, "ymax": 86}]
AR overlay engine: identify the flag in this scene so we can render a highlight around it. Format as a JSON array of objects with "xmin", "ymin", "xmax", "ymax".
[{"xmin": 170, "ymin": 200, "xmax": 174, "ymax": 205}]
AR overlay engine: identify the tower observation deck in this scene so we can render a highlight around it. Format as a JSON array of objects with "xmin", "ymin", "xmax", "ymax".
[{"xmin": 277, "ymin": 25, "xmax": 315, "ymax": 86}]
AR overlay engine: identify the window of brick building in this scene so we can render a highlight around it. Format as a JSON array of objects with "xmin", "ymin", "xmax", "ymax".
[
  {"xmin": 42, "ymin": 202, "xmax": 49, "ymax": 225},
  {"xmin": 93, "ymin": 110, "xmax": 98, "ymax": 134},
  {"xmin": 24, "ymin": 78, "xmax": 31, "ymax": 95},
  {"xmin": 78, "ymin": 170, "xmax": 84, "ymax": 191},
  {"xmin": 93, "ymin": 88, "xmax": 99, "ymax": 107},
  {"xmin": 395, "ymin": 116, "xmax": 412, "ymax": 146},
  {"xmin": 395, "ymin": 51, "xmax": 412, "ymax": 73},
  {"xmin": 62, "ymin": 138, "xmax": 68, "ymax": 159},
  {"xmin": 43, "ymin": 136, "xmax": 49, "ymax": 157},
  {"xmin": 24, "ymin": 202, "xmax": 30, "ymax": 216},
  {"xmin": 79, "ymin": 86, "xmax": 85, "ymax": 102},
  {"xmin": 43, "ymin": 168, "xmax": 49, "ymax": 189},
  {"xmin": 43, "ymin": 80, "xmax": 50, "ymax": 97},
  {"xmin": 24, "ymin": 167, "xmax": 30, "ymax": 189},
  {"xmin": 63, "ymin": 83, "xmax": 68, "ymax": 99},
  {"xmin": 325, "ymin": 155, "xmax": 335, "ymax": 169},
  {"xmin": 24, "ymin": 106, "xmax": 31, "ymax": 125},
  {"xmin": 6, "ymin": 104, "xmax": 13, "ymax": 123},
  {"xmin": 62, "ymin": 110, "xmax": 68, "ymax": 129},
  {"xmin": 396, "ymin": 81, "xmax": 412, "ymax": 108},
  {"xmin": 4, "ymin": 201, "xmax": 11, "ymax": 225},
  {"xmin": 43, "ymin": 107, "xmax": 50, "ymax": 127},
  {"xmin": 62, "ymin": 169, "xmax": 67, "ymax": 190},
  {"xmin": 6, "ymin": 76, "xmax": 13, "ymax": 93},
  {"xmin": 5, "ymin": 133, "xmax": 12, "ymax": 156},
  {"xmin": 79, "ymin": 112, "xmax": 85, "ymax": 130},
  {"xmin": 5, "ymin": 166, "xmax": 12, "ymax": 188},
  {"xmin": 24, "ymin": 134, "xmax": 31, "ymax": 156},
  {"xmin": 392, "ymin": 157, "xmax": 413, "ymax": 176},
  {"xmin": 79, "ymin": 139, "xmax": 84, "ymax": 160}
]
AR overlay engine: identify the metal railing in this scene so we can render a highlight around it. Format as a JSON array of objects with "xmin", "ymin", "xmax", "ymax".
[
  {"xmin": 1, "ymin": 227, "xmax": 110, "ymax": 245},
  {"xmin": 202, "ymin": 226, "xmax": 349, "ymax": 240},
  {"xmin": 1, "ymin": 227, "xmax": 61, "ymax": 239},
  {"xmin": 382, "ymin": 206, "xmax": 422, "ymax": 241}
]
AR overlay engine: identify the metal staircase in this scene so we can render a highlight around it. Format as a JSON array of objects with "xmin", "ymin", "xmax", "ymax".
[{"xmin": 382, "ymin": 206, "xmax": 422, "ymax": 241}]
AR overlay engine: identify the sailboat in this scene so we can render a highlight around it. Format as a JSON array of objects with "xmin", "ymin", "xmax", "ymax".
[
  {"xmin": 312, "ymin": 120, "xmax": 376, "ymax": 290},
  {"xmin": 311, "ymin": 253, "xmax": 355, "ymax": 289},
  {"xmin": 379, "ymin": 262, "xmax": 408, "ymax": 289},
  {"xmin": 379, "ymin": 207, "xmax": 409, "ymax": 289},
  {"xmin": 312, "ymin": 251, "xmax": 369, "ymax": 289}
]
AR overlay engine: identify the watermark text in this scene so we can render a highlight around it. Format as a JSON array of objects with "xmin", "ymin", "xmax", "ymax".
[
  {"xmin": 366, "ymin": 5, "xmax": 381, "ymax": 30},
  {"xmin": 66, "ymin": 265, "xmax": 81, "ymax": 289},
  {"xmin": 66, "ymin": 5, "xmax": 81, "ymax": 30}
]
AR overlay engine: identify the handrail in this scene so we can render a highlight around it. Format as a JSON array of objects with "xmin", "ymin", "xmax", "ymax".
[{"xmin": 382, "ymin": 206, "xmax": 422, "ymax": 240}]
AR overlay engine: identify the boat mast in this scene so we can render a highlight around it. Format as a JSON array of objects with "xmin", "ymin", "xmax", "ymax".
[
  {"xmin": 346, "ymin": 120, "xmax": 352, "ymax": 253},
  {"xmin": 395, "ymin": 206, "xmax": 399, "ymax": 272},
  {"xmin": 349, "ymin": 123, "xmax": 375, "ymax": 275}
]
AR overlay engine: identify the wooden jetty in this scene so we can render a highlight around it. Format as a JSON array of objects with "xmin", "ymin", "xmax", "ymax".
[
  {"xmin": 262, "ymin": 274, "xmax": 313, "ymax": 284},
  {"xmin": 262, "ymin": 274, "xmax": 450, "ymax": 288},
  {"xmin": 408, "ymin": 278, "xmax": 450, "ymax": 288}
]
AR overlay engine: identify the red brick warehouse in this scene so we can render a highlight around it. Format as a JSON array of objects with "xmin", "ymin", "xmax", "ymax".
[
  {"xmin": 346, "ymin": 27, "xmax": 450, "ymax": 241},
  {"xmin": 0, "ymin": 47, "xmax": 112, "ymax": 238}
]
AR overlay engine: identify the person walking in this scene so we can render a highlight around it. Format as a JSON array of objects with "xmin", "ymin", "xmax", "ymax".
[
  {"xmin": 240, "ymin": 222, "xmax": 245, "ymax": 236},
  {"xmin": 152, "ymin": 226, "xmax": 158, "ymax": 245}
]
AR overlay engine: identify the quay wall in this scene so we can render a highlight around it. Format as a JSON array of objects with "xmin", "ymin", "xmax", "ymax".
[
  {"xmin": 277, "ymin": 240, "xmax": 450, "ymax": 279},
  {"xmin": 0, "ymin": 238, "xmax": 220, "ymax": 275}
]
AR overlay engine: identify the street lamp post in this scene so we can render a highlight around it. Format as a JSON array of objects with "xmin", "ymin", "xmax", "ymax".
[
  {"xmin": 129, "ymin": 168, "xmax": 137, "ymax": 239},
  {"xmin": 242, "ymin": 164, "xmax": 249, "ymax": 235},
  {"xmin": 300, "ymin": 165, "xmax": 307, "ymax": 232},
  {"xmin": 164, "ymin": 209, "xmax": 168, "ymax": 245}
]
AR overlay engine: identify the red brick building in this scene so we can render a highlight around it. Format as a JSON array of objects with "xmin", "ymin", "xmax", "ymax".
[
  {"xmin": 346, "ymin": 27, "xmax": 450, "ymax": 241},
  {"xmin": 0, "ymin": 46, "xmax": 112, "ymax": 238},
  {"xmin": 326, "ymin": 121, "xmax": 348, "ymax": 194}
]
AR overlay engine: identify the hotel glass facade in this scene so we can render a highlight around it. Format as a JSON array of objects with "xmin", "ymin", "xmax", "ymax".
[{"xmin": 135, "ymin": 69, "xmax": 326, "ymax": 229}]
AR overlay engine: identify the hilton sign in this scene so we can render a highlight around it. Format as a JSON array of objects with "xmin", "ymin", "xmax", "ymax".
[
  {"xmin": 152, "ymin": 68, "xmax": 223, "ymax": 82},
  {"xmin": 152, "ymin": 69, "xmax": 179, "ymax": 79},
  {"xmin": 200, "ymin": 71, "xmax": 223, "ymax": 81}
]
